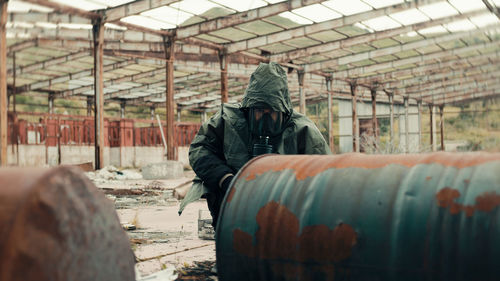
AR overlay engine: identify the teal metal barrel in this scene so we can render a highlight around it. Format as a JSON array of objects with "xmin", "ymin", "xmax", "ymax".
[{"xmin": 216, "ymin": 153, "xmax": 500, "ymax": 281}]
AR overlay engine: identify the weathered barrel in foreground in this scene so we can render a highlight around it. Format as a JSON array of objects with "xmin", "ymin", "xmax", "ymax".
[
  {"xmin": 0, "ymin": 166, "xmax": 135, "ymax": 281},
  {"xmin": 216, "ymin": 153, "xmax": 500, "ymax": 281}
]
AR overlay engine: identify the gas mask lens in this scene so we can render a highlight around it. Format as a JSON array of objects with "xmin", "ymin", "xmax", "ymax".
[{"xmin": 249, "ymin": 108, "xmax": 283, "ymax": 136}]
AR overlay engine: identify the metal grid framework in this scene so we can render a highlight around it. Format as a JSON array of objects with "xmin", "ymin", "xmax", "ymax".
[{"xmin": 1, "ymin": 0, "xmax": 499, "ymax": 111}]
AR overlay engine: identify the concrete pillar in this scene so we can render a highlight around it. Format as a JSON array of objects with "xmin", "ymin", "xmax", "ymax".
[
  {"xmin": 120, "ymin": 102, "xmax": 126, "ymax": 118},
  {"xmin": 150, "ymin": 106, "xmax": 155, "ymax": 120},
  {"xmin": 387, "ymin": 92, "xmax": 394, "ymax": 144},
  {"xmin": 404, "ymin": 96, "xmax": 409, "ymax": 153},
  {"xmin": 163, "ymin": 35, "xmax": 176, "ymax": 160},
  {"xmin": 0, "ymin": 1, "xmax": 8, "ymax": 166},
  {"xmin": 326, "ymin": 76, "xmax": 334, "ymax": 153},
  {"xmin": 350, "ymin": 83, "xmax": 359, "ymax": 152},
  {"xmin": 92, "ymin": 19, "xmax": 105, "ymax": 169},
  {"xmin": 417, "ymin": 100, "xmax": 422, "ymax": 151},
  {"xmin": 371, "ymin": 88, "xmax": 378, "ymax": 143},
  {"xmin": 219, "ymin": 49, "xmax": 228, "ymax": 104},
  {"xmin": 86, "ymin": 96, "xmax": 93, "ymax": 117},
  {"xmin": 298, "ymin": 70, "xmax": 305, "ymax": 114},
  {"xmin": 429, "ymin": 104, "xmax": 436, "ymax": 152},
  {"xmin": 439, "ymin": 105, "xmax": 445, "ymax": 151},
  {"xmin": 201, "ymin": 110, "xmax": 207, "ymax": 123},
  {"xmin": 48, "ymin": 94, "xmax": 55, "ymax": 115}
]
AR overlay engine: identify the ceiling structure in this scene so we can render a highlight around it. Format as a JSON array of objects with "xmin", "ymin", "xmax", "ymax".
[{"xmin": 3, "ymin": 0, "xmax": 500, "ymax": 112}]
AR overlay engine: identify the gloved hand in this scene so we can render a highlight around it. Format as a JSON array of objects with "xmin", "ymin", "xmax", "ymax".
[{"xmin": 221, "ymin": 175, "xmax": 234, "ymax": 193}]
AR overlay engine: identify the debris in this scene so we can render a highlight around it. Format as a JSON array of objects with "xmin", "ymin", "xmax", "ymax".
[
  {"xmin": 142, "ymin": 161, "xmax": 184, "ymax": 180},
  {"xmin": 176, "ymin": 261, "xmax": 217, "ymax": 280},
  {"xmin": 122, "ymin": 223, "xmax": 137, "ymax": 231},
  {"xmin": 136, "ymin": 266, "xmax": 177, "ymax": 281},
  {"xmin": 198, "ymin": 210, "xmax": 215, "ymax": 240}
]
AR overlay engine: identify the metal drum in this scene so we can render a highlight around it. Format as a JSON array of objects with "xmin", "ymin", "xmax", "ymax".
[
  {"xmin": 0, "ymin": 166, "xmax": 135, "ymax": 281},
  {"xmin": 216, "ymin": 153, "xmax": 500, "ymax": 281}
]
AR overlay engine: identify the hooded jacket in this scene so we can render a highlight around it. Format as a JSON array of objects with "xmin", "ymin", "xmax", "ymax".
[{"xmin": 179, "ymin": 62, "xmax": 330, "ymax": 213}]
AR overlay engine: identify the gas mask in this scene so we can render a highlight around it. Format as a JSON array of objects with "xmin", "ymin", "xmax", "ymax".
[
  {"xmin": 248, "ymin": 107, "xmax": 284, "ymax": 157},
  {"xmin": 248, "ymin": 107, "xmax": 284, "ymax": 137}
]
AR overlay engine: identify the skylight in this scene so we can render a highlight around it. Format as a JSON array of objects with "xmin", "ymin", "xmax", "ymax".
[
  {"xmin": 141, "ymin": 6, "xmax": 193, "ymax": 26},
  {"xmin": 418, "ymin": 2, "xmax": 459, "ymax": 20},
  {"xmin": 418, "ymin": 25, "xmax": 448, "ymax": 35},
  {"xmin": 210, "ymin": 0, "xmax": 267, "ymax": 12},
  {"xmin": 444, "ymin": 19, "xmax": 477, "ymax": 32},
  {"xmin": 278, "ymin": 11, "xmax": 313, "ymax": 25},
  {"xmin": 291, "ymin": 4, "xmax": 342, "ymax": 23},
  {"xmin": 87, "ymin": 0, "xmax": 135, "ymax": 7},
  {"xmin": 322, "ymin": 0, "xmax": 372, "ymax": 16},
  {"xmin": 469, "ymin": 14, "xmax": 499, "ymax": 28},
  {"xmin": 264, "ymin": 0, "xmax": 287, "ymax": 3},
  {"xmin": 389, "ymin": 8, "xmax": 430, "ymax": 25},
  {"xmin": 35, "ymin": 22, "xmax": 58, "ymax": 29},
  {"xmin": 449, "ymin": 0, "xmax": 487, "ymax": 13},
  {"xmin": 362, "ymin": 16, "xmax": 401, "ymax": 31},
  {"xmin": 58, "ymin": 23, "xmax": 93, "ymax": 29},
  {"xmin": 121, "ymin": 15, "xmax": 176, "ymax": 30},
  {"xmin": 105, "ymin": 23, "xmax": 127, "ymax": 30},
  {"xmin": 7, "ymin": 1, "xmax": 53, "ymax": 13},
  {"xmin": 49, "ymin": 0, "xmax": 107, "ymax": 11},
  {"xmin": 169, "ymin": 0, "xmax": 228, "ymax": 16},
  {"xmin": 362, "ymin": 0, "xmax": 405, "ymax": 9}
]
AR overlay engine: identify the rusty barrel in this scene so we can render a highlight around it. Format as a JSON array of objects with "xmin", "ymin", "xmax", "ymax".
[
  {"xmin": 216, "ymin": 153, "xmax": 500, "ymax": 281},
  {"xmin": 0, "ymin": 166, "xmax": 135, "ymax": 281}
]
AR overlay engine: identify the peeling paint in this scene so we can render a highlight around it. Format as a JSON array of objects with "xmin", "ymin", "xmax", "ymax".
[
  {"xmin": 233, "ymin": 201, "xmax": 357, "ymax": 279},
  {"xmin": 436, "ymin": 188, "xmax": 500, "ymax": 217},
  {"xmin": 241, "ymin": 153, "xmax": 500, "ymax": 181}
]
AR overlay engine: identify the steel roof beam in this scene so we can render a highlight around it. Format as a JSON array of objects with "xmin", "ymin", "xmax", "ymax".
[
  {"xmin": 104, "ymin": 0, "xmax": 178, "ymax": 23},
  {"xmin": 7, "ymin": 12, "xmax": 90, "ymax": 24},
  {"xmin": 7, "ymin": 50, "xmax": 91, "ymax": 76},
  {"xmin": 271, "ymin": 9, "xmax": 488, "ymax": 63},
  {"xmin": 306, "ymin": 25, "xmax": 499, "ymax": 72},
  {"xmin": 429, "ymin": 89, "xmax": 499, "ymax": 105},
  {"xmin": 21, "ymin": 0, "xmax": 101, "ymax": 20},
  {"xmin": 353, "ymin": 52, "xmax": 499, "ymax": 86},
  {"xmin": 175, "ymin": 0, "xmax": 324, "ymax": 39},
  {"xmin": 329, "ymin": 40, "xmax": 500, "ymax": 80},
  {"xmin": 416, "ymin": 77, "xmax": 499, "ymax": 99},
  {"xmin": 227, "ymin": 0, "xmax": 443, "ymax": 54}
]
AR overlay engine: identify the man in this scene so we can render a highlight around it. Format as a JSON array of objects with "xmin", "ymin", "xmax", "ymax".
[{"xmin": 179, "ymin": 62, "xmax": 330, "ymax": 229}]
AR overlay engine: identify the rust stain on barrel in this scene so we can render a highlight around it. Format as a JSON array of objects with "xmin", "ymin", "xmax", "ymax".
[
  {"xmin": 436, "ymin": 188, "xmax": 500, "ymax": 217},
  {"xmin": 233, "ymin": 201, "xmax": 357, "ymax": 264},
  {"xmin": 242, "ymin": 153, "xmax": 500, "ymax": 181}
]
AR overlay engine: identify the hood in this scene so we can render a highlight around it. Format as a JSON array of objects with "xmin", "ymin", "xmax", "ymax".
[{"xmin": 241, "ymin": 62, "xmax": 292, "ymax": 115}]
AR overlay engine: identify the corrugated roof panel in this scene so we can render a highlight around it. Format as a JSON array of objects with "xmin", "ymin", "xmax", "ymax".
[
  {"xmin": 236, "ymin": 20, "xmax": 284, "ymax": 35},
  {"xmin": 209, "ymin": 27, "xmax": 257, "ymax": 41}
]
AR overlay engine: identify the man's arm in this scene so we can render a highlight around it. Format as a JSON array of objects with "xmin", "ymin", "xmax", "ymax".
[{"xmin": 189, "ymin": 109, "xmax": 235, "ymax": 190}]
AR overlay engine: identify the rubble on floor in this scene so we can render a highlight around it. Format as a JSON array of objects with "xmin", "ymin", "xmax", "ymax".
[{"xmin": 83, "ymin": 167, "xmax": 216, "ymax": 279}]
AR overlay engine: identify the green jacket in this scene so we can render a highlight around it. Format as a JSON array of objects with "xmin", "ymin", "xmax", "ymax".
[{"xmin": 179, "ymin": 62, "xmax": 330, "ymax": 214}]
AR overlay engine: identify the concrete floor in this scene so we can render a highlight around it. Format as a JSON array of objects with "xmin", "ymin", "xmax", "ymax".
[{"xmin": 87, "ymin": 169, "xmax": 215, "ymax": 278}]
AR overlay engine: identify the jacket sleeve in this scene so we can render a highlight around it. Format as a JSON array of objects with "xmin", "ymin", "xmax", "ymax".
[
  {"xmin": 189, "ymin": 109, "xmax": 235, "ymax": 190},
  {"xmin": 298, "ymin": 124, "xmax": 332, "ymax": 155}
]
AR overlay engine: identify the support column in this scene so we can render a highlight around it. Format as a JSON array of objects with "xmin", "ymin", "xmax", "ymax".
[
  {"xmin": 388, "ymin": 93, "xmax": 394, "ymax": 144},
  {"xmin": 298, "ymin": 70, "xmax": 305, "ymax": 114},
  {"xmin": 0, "ymin": 0, "xmax": 8, "ymax": 166},
  {"xmin": 12, "ymin": 51, "xmax": 15, "ymax": 113},
  {"xmin": 86, "ymin": 96, "xmax": 93, "ymax": 117},
  {"xmin": 417, "ymin": 100, "xmax": 422, "ymax": 151},
  {"xmin": 219, "ymin": 48, "xmax": 228, "ymax": 104},
  {"xmin": 326, "ymin": 76, "xmax": 334, "ymax": 153},
  {"xmin": 201, "ymin": 110, "xmax": 207, "ymax": 123},
  {"xmin": 370, "ymin": 88, "xmax": 378, "ymax": 143},
  {"xmin": 429, "ymin": 104, "xmax": 435, "ymax": 152},
  {"xmin": 120, "ymin": 101, "xmax": 125, "ymax": 118},
  {"xmin": 150, "ymin": 106, "xmax": 155, "ymax": 120},
  {"xmin": 177, "ymin": 106, "xmax": 181, "ymax": 122},
  {"xmin": 439, "ymin": 105, "xmax": 445, "ymax": 151},
  {"xmin": 350, "ymin": 83, "xmax": 359, "ymax": 152},
  {"xmin": 404, "ymin": 96, "xmax": 409, "ymax": 153},
  {"xmin": 163, "ymin": 35, "xmax": 176, "ymax": 160},
  {"xmin": 92, "ymin": 19, "xmax": 105, "ymax": 169},
  {"xmin": 48, "ymin": 93, "xmax": 55, "ymax": 115}
]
